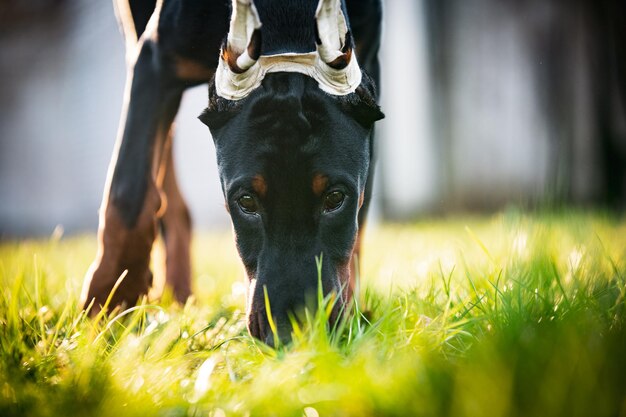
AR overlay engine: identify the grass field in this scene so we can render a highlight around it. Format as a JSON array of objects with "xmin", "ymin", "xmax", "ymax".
[{"xmin": 1, "ymin": 210, "xmax": 625, "ymax": 417}]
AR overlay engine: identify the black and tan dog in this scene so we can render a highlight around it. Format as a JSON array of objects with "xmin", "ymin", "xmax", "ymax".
[{"xmin": 81, "ymin": 0, "xmax": 383, "ymax": 344}]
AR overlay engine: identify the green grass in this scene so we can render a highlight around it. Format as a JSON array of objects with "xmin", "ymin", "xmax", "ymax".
[{"xmin": 1, "ymin": 210, "xmax": 626, "ymax": 417}]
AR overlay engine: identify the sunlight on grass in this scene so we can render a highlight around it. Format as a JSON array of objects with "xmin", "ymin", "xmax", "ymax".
[{"xmin": 1, "ymin": 211, "xmax": 625, "ymax": 416}]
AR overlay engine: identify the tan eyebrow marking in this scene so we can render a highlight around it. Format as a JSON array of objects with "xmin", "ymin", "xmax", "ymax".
[
  {"xmin": 252, "ymin": 175, "xmax": 267, "ymax": 198},
  {"xmin": 312, "ymin": 174, "xmax": 328, "ymax": 197}
]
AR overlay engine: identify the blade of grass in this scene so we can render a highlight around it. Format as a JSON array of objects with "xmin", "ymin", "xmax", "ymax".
[
  {"xmin": 263, "ymin": 285, "xmax": 279, "ymax": 348},
  {"xmin": 33, "ymin": 254, "xmax": 47, "ymax": 349},
  {"xmin": 90, "ymin": 269, "xmax": 129, "ymax": 335}
]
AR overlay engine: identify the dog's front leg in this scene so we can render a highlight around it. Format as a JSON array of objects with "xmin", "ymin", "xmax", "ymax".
[
  {"xmin": 157, "ymin": 128, "xmax": 192, "ymax": 304},
  {"xmin": 81, "ymin": 39, "xmax": 183, "ymax": 314}
]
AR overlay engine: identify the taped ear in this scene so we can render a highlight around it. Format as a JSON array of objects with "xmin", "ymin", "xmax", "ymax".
[
  {"xmin": 340, "ymin": 80, "xmax": 384, "ymax": 128},
  {"xmin": 198, "ymin": 108, "xmax": 236, "ymax": 131},
  {"xmin": 347, "ymin": 100, "xmax": 384, "ymax": 128}
]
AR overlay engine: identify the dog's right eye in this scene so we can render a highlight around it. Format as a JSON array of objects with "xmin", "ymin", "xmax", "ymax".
[
  {"xmin": 238, "ymin": 195, "xmax": 259, "ymax": 214},
  {"xmin": 323, "ymin": 190, "xmax": 345, "ymax": 213}
]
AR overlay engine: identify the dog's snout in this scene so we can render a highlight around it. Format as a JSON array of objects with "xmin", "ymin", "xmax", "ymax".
[
  {"xmin": 246, "ymin": 289, "xmax": 293, "ymax": 346},
  {"xmin": 247, "ymin": 304, "xmax": 292, "ymax": 347},
  {"xmin": 246, "ymin": 269, "xmax": 346, "ymax": 345}
]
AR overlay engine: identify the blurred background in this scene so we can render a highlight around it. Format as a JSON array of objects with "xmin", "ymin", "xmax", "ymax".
[{"xmin": 0, "ymin": 0, "xmax": 624, "ymax": 237}]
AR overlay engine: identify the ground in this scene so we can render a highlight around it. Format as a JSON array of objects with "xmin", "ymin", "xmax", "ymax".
[{"xmin": 1, "ymin": 210, "xmax": 625, "ymax": 417}]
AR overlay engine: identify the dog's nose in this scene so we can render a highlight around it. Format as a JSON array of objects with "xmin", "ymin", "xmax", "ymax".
[{"xmin": 248, "ymin": 309, "xmax": 291, "ymax": 347}]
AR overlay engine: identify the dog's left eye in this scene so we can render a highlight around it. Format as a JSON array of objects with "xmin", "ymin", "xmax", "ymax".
[
  {"xmin": 323, "ymin": 191, "xmax": 345, "ymax": 212},
  {"xmin": 238, "ymin": 195, "xmax": 259, "ymax": 214}
]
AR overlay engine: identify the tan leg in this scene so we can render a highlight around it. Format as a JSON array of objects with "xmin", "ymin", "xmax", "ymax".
[
  {"xmin": 80, "ymin": 39, "xmax": 183, "ymax": 315},
  {"xmin": 157, "ymin": 132, "xmax": 192, "ymax": 303},
  {"xmin": 81, "ymin": 181, "xmax": 162, "ymax": 314}
]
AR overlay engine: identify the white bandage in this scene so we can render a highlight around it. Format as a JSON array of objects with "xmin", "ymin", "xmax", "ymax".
[{"xmin": 215, "ymin": 51, "xmax": 362, "ymax": 100}]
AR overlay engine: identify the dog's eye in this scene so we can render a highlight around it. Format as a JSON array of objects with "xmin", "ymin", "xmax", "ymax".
[
  {"xmin": 238, "ymin": 195, "xmax": 259, "ymax": 214},
  {"xmin": 323, "ymin": 191, "xmax": 345, "ymax": 212}
]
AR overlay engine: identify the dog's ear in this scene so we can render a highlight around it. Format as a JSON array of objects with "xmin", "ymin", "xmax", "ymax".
[
  {"xmin": 341, "ymin": 85, "xmax": 384, "ymax": 128},
  {"xmin": 346, "ymin": 99, "xmax": 384, "ymax": 129},
  {"xmin": 200, "ymin": 80, "xmax": 241, "ymax": 132},
  {"xmin": 198, "ymin": 108, "xmax": 236, "ymax": 131},
  {"xmin": 339, "ymin": 71, "xmax": 384, "ymax": 129}
]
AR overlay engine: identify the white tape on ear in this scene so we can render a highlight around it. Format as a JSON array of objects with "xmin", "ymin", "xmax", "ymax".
[
  {"xmin": 217, "ymin": 0, "xmax": 360, "ymax": 100},
  {"xmin": 228, "ymin": 0, "xmax": 262, "ymax": 53},
  {"xmin": 315, "ymin": 0, "xmax": 348, "ymax": 64},
  {"xmin": 226, "ymin": 0, "xmax": 262, "ymax": 72},
  {"xmin": 215, "ymin": 52, "xmax": 362, "ymax": 100}
]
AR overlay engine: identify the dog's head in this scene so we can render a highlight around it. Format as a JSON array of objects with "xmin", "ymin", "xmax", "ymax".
[{"xmin": 199, "ymin": 0, "xmax": 383, "ymax": 345}]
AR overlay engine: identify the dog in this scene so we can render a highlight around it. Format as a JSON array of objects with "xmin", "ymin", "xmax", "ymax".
[{"xmin": 80, "ymin": 0, "xmax": 384, "ymax": 345}]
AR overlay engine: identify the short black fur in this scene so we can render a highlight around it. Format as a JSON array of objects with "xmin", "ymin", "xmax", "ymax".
[
  {"xmin": 202, "ymin": 69, "xmax": 382, "ymax": 344},
  {"xmin": 92, "ymin": 0, "xmax": 384, "ymax": 346}
]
